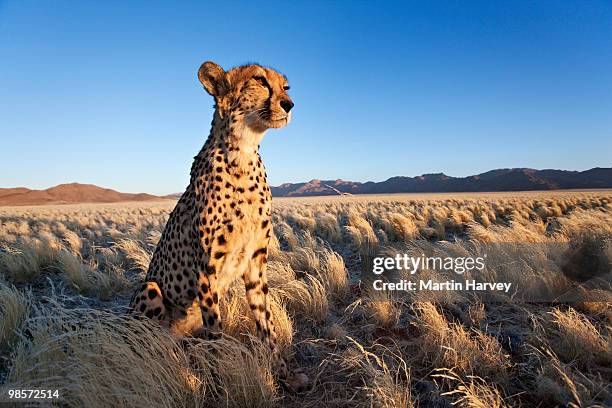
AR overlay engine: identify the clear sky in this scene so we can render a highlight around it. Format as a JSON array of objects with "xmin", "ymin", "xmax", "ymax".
[{"xmin": 1, "ymin": 1, "xmax": 610, "ymax": 195}]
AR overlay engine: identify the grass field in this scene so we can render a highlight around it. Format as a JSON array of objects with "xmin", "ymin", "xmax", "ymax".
[{"xmin": 0, "ymin": 191, "xmax": 611, "ymax": 407}]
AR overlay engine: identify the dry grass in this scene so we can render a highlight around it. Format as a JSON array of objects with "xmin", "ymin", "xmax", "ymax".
[
  {"xmin": 363, "ymin": 290, "xmax": 403, "ymax": 329},
  {"xmin": 0, "ymin": 191, "xmax": 610, "ymax": 407},
  {"xmin": 275, "ymin": 274, "xmax": 329, "ymax": 323},
  {"xmin": 0, "ymin": 296, "xmax": 277, "ymax": 407},
  {"xmin": 55, "ymin": 249, "xmax": 128, "ymax": 300},
  {"xmin": 435, "ymin": 369, "xmax": 508, "ymax": 408},
  {"xmin": 343, "ymin": 338, "xmax": 414, "ymax": 407},
  {"xmin": 414, "ymin": 302, "xmax": 511, "ymax": 385},
  {"xmin": 114, "ymin": 238, "xmax": 153, "ymax": 273},
  {"xmin": 318, "ymin": 248, "xmax": 349, "ymax": 300},
  {"xmin": 0, "ymin": 285, "xmax": 30, "ymax": 362},
  {"xmin": 547, "ymin": 307, "xmax": 610, "ymax": 368}
]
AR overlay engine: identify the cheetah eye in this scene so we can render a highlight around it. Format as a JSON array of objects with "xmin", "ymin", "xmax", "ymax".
[{"xmin": 283, "ymin": 85, "xmax": 290, "ymax": 91}]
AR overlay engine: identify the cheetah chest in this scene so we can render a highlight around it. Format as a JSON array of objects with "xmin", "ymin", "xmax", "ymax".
[{"xmin": 210, "ymin": 181, "xmax": 272, "ymax": 292}]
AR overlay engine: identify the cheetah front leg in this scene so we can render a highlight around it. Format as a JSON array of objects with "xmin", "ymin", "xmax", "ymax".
[
  {"xmin": 194, "ymin": 263, "xmax": 223, "ymax": 340},
  {"xmin": 243, "ymin": 248, "xmax": 276, "ymax": 351},
  {"xmin": 245, "ymin": 248, "xmax": 309, "ymax": 391}
]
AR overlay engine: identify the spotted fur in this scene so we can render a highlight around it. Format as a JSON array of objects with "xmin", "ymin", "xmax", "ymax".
[{"xmin": 129, "ymin": 61, "xmax": 307, "ymax": 389}]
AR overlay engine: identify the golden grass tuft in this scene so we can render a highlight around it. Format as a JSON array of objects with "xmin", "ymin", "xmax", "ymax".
[
  {"xmin": 341, "ymin": 338, "xmax": 414, "ymax": 407},
  {"xmin": 0, "ymin": 242, "xmax": 44, "ymax": 283},
  {"xmin": 0, "ymin": 284, "xmax": 31, "ymax": 359},
  {"xmin": 414, "ymin": 302, "xmax": 510, "ymax": 384},
  {"xmin": 547, "ymin": 307, "xmax": 610, "ymax": 368},
  {"xmin": 61, "ymin": 229, "xmax": 83, "ymax": 256},
  {"xmin": 275, "ymin": 274, "xmax": 329, "ymax": 323},
  {"xmin": 318, "ymin": 249, "xmax": 349, "ymax": 300},
  {"xmin": 364, "ymin": 290, "xmax": 402, "ymax": 329},
  {"xmin": 435, "ymin": 369, "xmax": 508, "ymax": 408},
  {"xmin": 114, "ymin": 238, "xmax": 152, "ymax": 272},
  {"xmin": 55, "ymin": 250, "xmax": 129, "ymax": 300}
]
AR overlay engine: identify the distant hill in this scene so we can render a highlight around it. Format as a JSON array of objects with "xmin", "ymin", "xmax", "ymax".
[
  {"xmin": 270, "ymin": 167, "xmax": 612, "ymax": 197},
  {"xmin": 2, "ymin": 167, "xmax": 610, "ymax": 205},
  {"xmin": 0, "ymin": 183, "xmax": 164, "ymax": 206}
]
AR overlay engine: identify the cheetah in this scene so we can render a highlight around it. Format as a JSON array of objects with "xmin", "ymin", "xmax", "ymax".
[{"xmin": 129, "ymin": 60, "xmax": 307, "ymax": 390}]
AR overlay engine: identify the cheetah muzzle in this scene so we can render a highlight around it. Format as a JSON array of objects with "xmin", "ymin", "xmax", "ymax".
[{"xmin": 129, "ymin": 60, "xmax": 308, "ymax": 391}]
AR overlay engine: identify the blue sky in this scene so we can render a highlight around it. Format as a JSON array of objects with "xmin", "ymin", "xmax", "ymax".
[{"xmin": 1, "ymin": 1, "xmax": 610, "ymax": 195}]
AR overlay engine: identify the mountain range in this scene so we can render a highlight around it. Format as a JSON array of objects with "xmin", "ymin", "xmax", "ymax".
[
  {"xmin": 0, "ymin": 167, "xmax": 610, "ymax": 206},
  {"xmin": 270, "ymin": 167, "xmax": 612, "ymax": 197}
]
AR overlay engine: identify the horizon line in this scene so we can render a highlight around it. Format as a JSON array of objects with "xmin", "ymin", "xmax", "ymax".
[{"xmin": 2, "ymin": 165, "xmax": 611, "ymax": 196}]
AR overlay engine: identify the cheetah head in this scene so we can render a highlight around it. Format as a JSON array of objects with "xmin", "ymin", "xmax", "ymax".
[{"xmin": 198, "ymin": 61, "xmax": 293, "ymax": 131}]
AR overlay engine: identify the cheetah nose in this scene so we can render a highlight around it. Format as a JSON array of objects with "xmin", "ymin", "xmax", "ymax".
[{"xmin": 280, "ymin": 99, "xmax": 294, "ymax": 113}]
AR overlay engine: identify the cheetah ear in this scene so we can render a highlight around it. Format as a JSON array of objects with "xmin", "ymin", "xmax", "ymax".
[{"xmin": 198, "ymin": 61, "xmax": 229, "ymax": 98}]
